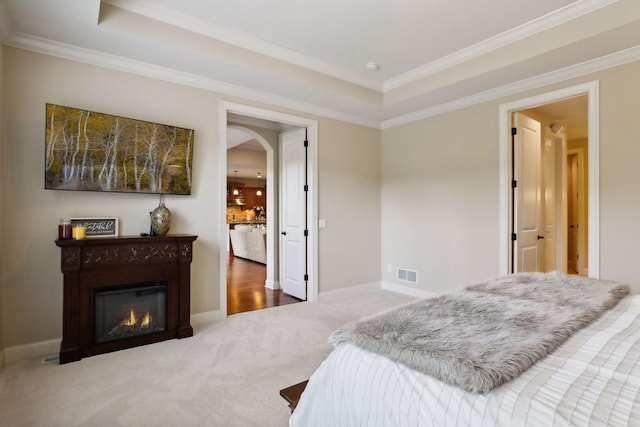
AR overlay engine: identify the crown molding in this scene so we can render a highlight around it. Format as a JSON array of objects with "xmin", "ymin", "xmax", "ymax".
[
  {"xmin": 383, "ymin": 0, "xmax": 619, "ymax": 91},
  {"xmin": 382, "ymin": 43, "xmax": 640, "ymax": 129},
  {"xmin": 5, "ymin": 24, "xmax": 640, "ymax": 131},
  {"xmin": 6, "ymin": 32, "xmax": 381, "ymax": 129},
  {"xmin": 103, "ymin": 0, "xmax": 383, "ymax": 92}
]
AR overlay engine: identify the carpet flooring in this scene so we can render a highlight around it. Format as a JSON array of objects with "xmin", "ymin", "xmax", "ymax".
[{"xmin": 0, "ymin": 286, "xmax": 415, "ymax": 426}]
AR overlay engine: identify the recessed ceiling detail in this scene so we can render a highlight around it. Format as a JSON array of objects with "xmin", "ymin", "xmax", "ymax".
[{"xmin": 2, "ymin": 0, "xmax": 639, "ymax": 128}]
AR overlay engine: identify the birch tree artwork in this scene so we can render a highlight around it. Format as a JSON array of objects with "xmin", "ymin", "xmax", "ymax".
[{"xmin": 45, "ymin": 104, "xmax": 194, "ymax": 195}]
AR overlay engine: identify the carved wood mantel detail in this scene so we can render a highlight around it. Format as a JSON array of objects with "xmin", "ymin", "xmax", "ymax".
[{"xmin": 55, "ymin": 234, "xmax": 197, "ymax": 364}]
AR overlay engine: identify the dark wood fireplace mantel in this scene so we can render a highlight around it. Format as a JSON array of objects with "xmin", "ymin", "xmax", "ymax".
[{"xmin": 55, "ymin": 234, "xmax": 197, "ymax": 364}]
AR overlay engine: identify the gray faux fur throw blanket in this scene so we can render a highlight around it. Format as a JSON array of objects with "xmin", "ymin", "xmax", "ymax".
[{"xmin": 330, "ymin": 271, "xmax": 630, "ymax": 394}]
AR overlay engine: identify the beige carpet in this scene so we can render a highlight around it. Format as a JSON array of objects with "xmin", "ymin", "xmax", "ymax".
[{"xmin": 0, "ymin": 286, "xmax": 414, "ymax": 426}]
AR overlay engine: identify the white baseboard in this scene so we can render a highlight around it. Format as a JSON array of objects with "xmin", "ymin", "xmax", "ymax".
[
  {"xmin": 190, "ymin": 309, "xmax": 224, "ymax": 329},
  {"xmin": 4, "ymin": 338, "xmax": 61, "ymax": 363},
  {"xmin": 381, "ymin": 281, "xmax": 439, "ymax": 299},
  {"xmin": 265, "ymin": 279, "xmax": 280, "ymax": 290},
  {"xmin": 1, "ymin": 312, "xmax": 222, "ymax": 364},
  {"xmin": 318, "ymin": 282, "xmax": 381, "ymax": 302}
]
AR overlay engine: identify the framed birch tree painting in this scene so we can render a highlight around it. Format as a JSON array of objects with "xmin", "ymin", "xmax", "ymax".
[{"xmin": 45, "ymin": 104, "xmax": 194, "ymax": 195}]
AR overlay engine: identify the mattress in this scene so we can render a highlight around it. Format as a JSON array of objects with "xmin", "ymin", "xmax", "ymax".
[{"xmin": 290, "ymin": 295, "xmax": 640, "ymax": 426}]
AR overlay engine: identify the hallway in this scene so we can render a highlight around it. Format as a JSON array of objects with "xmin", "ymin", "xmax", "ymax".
[{"xmin": 227, "ymin": 254, "xmax": 302, "ymax": 315}]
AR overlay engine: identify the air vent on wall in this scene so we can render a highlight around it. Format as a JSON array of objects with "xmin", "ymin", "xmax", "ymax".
[{"xmin": 397, "ymin": 268, "xmax": 418, "ymax": 284}]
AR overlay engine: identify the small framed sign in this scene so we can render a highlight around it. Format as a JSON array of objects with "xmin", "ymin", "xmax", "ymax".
[{"xmin": 70, "ymin": 217, "xmax": 119, "ymax": 237}]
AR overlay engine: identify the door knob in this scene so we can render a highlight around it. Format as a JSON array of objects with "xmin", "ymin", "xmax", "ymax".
[
  {"xmin": 281, "ymin": 231, "xmax": 287, "ymax": 235},
  {"xmin": 537, "ymin": 235, "xmax": 544, "ymax": 240}
]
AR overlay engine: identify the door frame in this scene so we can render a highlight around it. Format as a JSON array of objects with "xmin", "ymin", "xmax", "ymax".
[
  {"xmin": 219, "ymin": 101, "xmax": 319, "ymax": 316},
  {"xmin": 498, "ymin": 81, "xmax": 600, "ymax": 277}
]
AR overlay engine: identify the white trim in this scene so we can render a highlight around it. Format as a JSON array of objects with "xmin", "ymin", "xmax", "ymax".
[
  {"xmin": 7, "ymin": 28, "xmax": 640, "ymax": 130},
  {"xmin": 7, "ymin": 32, "xmax": 379, "ymax": 129},
  {"xmin": 385, "ymin": 0, "xmax": 617, "ymax": 91},
  {"xmin": 106, "ymin": 0, "xmax": 613, "ymax": 94},
  {"xmin": 382, "ymin": 45, "xmax": 640, "ymax": 129},
  {"xmin": 190, "ymin": 310, "xmax": 224, "ymax": 329},
  {"xmin": 4, "ymin": 338, "xmax": 61, "ymax": 363},
  {"xmin": 498, "ymin": 81, "xmax": 600, "ymax": 278},
  {"xmin": 264, "ymin": 279, "xmax": 279, "ymax": 290},
  {"xmin": 381, "ymin": 281, "xmax": 439, "ymax": 299},
  {"xmin": 318, "ymin": 282, "xmax": 381, "ymax": 302},
  {"xmin": 103, "ymin": 0, "xmax": 382, "ymax": 91},
  {"xmin": 7, "ymin": 20, "xmax": 640, "ymax": 134},
  {"xmin": 220, "ymin": 102, "xmax": 319, "ymax": 316},
  {"xmin": 0, "ymin": 309, "xmax": 221, "ymax": 363}
]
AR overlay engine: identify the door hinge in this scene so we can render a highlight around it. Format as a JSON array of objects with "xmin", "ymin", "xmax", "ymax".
[
  {"xmin": 511, "ymin": 180, "xmax": 517, "ymax": 188},
  {"xmin": 511, "ymin": 127, "xmax": 517, "ymax": 136},
  {"xmin": 304, "ymin": 229, "xmax": 308, "ymax": 237},
  {"xmin": 303, "ymin": 184, "xmax": 309, "ymax": 192},
  {"xmin": 304, "ymin": 139, "xmax": 309, "ymax": 148},
  {"xmin": 511, "ymin": 233, "xmax": 517, "ymax": 241},
  {"xmin": 304, "ymin": 274, "xmax": 309, "ymax": 281}
]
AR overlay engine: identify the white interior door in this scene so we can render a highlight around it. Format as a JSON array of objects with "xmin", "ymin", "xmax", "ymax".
[
  {"xmin": 514, "ymin": 113, "xmax": 543, "ymax": 272},
  {"xmin": 279, "ymin": 128, "xmax": 307, "ymax": 300},
  {"xmin": 567, "ymin": 149, "xmax": 587, "ymax": 275},
  {"xmin": 543, "ymin": 137, "xmax": 556, "ymax": 272}
]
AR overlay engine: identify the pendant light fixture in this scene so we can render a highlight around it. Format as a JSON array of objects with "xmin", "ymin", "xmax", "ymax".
[
  {"xmin": 256, "ymin": 172, "xmax": 262, "ymax": 196},
  {"xmin": 232, "ymin": 170, "xmax": 240, "ymax": 196}
]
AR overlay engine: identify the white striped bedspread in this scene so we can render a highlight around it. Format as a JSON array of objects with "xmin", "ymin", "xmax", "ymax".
[{"xmin": 290, "ymin": 295, "xmax": 640, "ymax": 427}]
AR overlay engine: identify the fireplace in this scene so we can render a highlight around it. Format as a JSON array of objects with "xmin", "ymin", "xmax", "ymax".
[
  {"xmin": 55, "ymin": 235, "xmax": 197, "ymax": 363},
  {"xmin": 94, "ymin": 281, "xmax": 167, "ymax": 344}
]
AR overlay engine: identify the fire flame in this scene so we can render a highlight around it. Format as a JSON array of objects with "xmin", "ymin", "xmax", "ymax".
[
  {"xmin": 141, "ymin": 312, "xmax": 152, "ymax": 328},
  {"xmin": 122, "ymin": 309, "xmax": 136, "ymax": 326},
  {"xmin": 120, "ymin": 309, "xmax": 152, "ymax": 328}
]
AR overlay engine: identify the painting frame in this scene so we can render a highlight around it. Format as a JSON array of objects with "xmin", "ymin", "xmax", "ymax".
[{"xmin": 45, "ymin": 103, "xmax": 194, "ymax": 195}]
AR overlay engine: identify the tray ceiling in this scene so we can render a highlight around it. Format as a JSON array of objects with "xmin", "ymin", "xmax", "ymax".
[{"xmin": 1, "ymin": 0, "xmax": 639, "ymax": 127}]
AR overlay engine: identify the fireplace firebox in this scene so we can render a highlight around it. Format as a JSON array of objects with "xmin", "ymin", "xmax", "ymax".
[
  {"xmin": 94, "ymin": 281, "xmax": 167, "ymax": 344},
  {"xmin": 55, "ymin": 235, "xmax": 197, "ymax": 363}
]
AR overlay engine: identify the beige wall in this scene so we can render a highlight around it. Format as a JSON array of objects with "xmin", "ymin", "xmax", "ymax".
[
  {"xmin": 318, "ymin": 119, "xmax": 381, "ymax": 292},
  {"xmin": 381, "ymin": 104, "xmax": 500, "ymax": 292},
  {"xmin": 0, "ymin": 47, "xmax": 382, "ymax": 350},
  {"xmin": 381, "ymin": 60, "xmax": 640, "ymax": 294}
]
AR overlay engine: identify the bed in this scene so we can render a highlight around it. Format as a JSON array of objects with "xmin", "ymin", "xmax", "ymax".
[{"xmin": 290, "ymin": 273, "xmax": 640, "ymax": 426}]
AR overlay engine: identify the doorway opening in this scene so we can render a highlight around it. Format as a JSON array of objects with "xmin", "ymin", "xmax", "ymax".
[
  {"xmin": 499, "ymin": 81, "xmax": 600, "ymax": 278},
  {"xmin": 219, "ymin": 102, "xmax": 319, "ymax": 317},
  {"xmin": 225, "ymin": 126, "xmax": 301, "ymax": 314}
]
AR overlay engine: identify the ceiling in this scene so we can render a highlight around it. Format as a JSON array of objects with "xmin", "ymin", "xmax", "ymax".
[
  {"xmin": 526, "ymin": 96, "xmax": 589, "ymax": 140},
  {"xmin": 1, "ymin": 0, "xmax": 640, "ymax": 128}
]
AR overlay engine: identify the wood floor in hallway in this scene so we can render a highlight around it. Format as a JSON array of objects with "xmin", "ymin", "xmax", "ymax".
[{"xmin": 227, "ymin": 253, "xmax": 302, "ymax": 315}]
